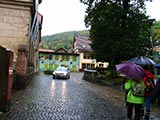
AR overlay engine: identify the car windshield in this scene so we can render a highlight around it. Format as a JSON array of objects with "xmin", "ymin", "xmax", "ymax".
[{"xmin": 56, "ymin": 67, "xmax": 67, "ymax": 71}]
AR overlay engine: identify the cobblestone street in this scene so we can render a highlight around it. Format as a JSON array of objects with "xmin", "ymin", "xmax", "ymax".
[{"xmin": 0, "ymin": 72, "xmax": 159, "ymax": 120}]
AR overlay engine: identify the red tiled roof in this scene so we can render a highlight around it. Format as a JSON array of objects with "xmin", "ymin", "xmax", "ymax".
[{"xmin": 39, "ymin": 48, "xmax": 54, "ymax": 53}]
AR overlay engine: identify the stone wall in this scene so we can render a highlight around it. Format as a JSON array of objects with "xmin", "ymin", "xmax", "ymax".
[
  {"xmin": 0, "ymin": 4, "xmax": 31, "ymax": 62},
  {"xmin": 0, "ymin": 1, "xmax": 40, "ymax": 89},
  {"xmin": 15, "ymin": 45, "xmax": 28, "ymax": 89}
]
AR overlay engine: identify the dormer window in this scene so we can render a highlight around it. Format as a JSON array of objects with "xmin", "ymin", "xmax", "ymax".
[{"xmin": 82, "ymin": 45, "xmax": 85, "ymax": 48}]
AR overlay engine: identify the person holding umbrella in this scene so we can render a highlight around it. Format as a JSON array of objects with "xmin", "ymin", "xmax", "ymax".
[
  {"xmin": 116, "ymin": 62, "xmax": 146, "ymax": 120},
  {"xmin": 127, "ymin": 56, "xmax": 156, "ymax": 119},
  {"xmin": 141, "ymin": 65, "xmax": 155, "ymax": 120}
]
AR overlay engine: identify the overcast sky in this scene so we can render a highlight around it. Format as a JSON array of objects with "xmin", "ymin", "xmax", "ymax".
[{"xmin": 39, "ymin": 0, "xmax": 160, "ymax": 36}]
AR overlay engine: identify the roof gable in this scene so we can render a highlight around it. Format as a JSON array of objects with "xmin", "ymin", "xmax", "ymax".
[{"xmin": 55, "ymin": 48, "xmax": 67, "ymax": 53}]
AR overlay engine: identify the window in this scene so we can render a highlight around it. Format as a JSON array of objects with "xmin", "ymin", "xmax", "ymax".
[
  {"xmin": 91, "ymin": 64, "xmax": 94, "ymax": 69},
  {"xmin": 83, "ymin": 53, "xmax": 86, "ymax": 59},
  {"xmin": 99, "ymin": 64, "xmax": 104, "ymax": 68},
  {"xmin": 49, "ymin": 54, "xmax": 52, "ymax": 60},
  {"xmin": 83, "ymin": 52, "xmax": 93, "ymax": 59},
  {"xmin": 82, "ymin": 63, "xmax": 95, "ymax": 69},
  {"xmin": 82, "ymin": 63, "xmax": 86, "ymax": 69}
]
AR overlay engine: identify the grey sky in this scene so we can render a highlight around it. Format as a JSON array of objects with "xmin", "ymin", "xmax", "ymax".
[{"xmin": 39, "ymin": 0, "xmax": 160, "ymax": 36}]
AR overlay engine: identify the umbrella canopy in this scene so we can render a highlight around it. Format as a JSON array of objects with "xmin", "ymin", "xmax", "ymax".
[
  {"xmin": 154, "ymin": 64, "xmax": 160, "ymax": 68},
  {"xmin": 128, "ymin": 56, "xmax": 156, "ymax": 65},
  {"xmin": 115, "ymin": 62, "xmax": 146, "ymax": 79}
]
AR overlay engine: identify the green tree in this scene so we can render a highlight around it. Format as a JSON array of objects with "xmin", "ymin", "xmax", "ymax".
[
  {"xmin": 55, "ymin": 42, "xmax": 64, "ymax": 50},
  {"xmin": 152, "ymin": 21, "xmax": 160, "ymax": 42},
  {"xmin": 80, "ymin": 0, "xmax": 155, "ymax": 75}
]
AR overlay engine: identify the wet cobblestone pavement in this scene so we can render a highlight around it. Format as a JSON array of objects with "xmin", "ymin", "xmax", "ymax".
[{"xmin": 0, "ymin": 72, "xmax": 159, "ymax": 120}]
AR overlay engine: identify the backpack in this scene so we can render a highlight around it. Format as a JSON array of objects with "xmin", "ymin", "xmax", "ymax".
[
  {"xmin": 145, "ymin": 77, "xmax": 154, "ymax": 93},
  {"xmin": 132, "ymin": 81, "xmax": 145, "ymax": 97}
]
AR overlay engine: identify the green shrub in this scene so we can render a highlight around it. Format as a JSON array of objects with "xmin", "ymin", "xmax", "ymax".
[
  {"xmin": 44, "ymin": 64, "xmax": 48, "ymax": 70},
  {"xmin": 54, "ymin": 64, "xmax": 59, "ymax": 70},
  {"xmin": 72, "ymin": 65, "xmax": 76, "ymax": 71},
  {"xmin": 44, "ymin": 70, "xmax": 53, "ymax": 75},
  {"xmin": 49, "ymin": 64, "xmax": 53, "ymax": 70},
  {"xmin": 62, "ymin": 55, "xmax": 65, "ymax": 61},
  {"xmin": 66, "ymin": 56, "xmax": 70, "ymax": 61},
  {"xmin": 73, "ymin": 56, "xmax": 77, "ymax": 62},
  {"xmin": 55, "ymin": 55, "xmax": 59, "ymax": 60}
]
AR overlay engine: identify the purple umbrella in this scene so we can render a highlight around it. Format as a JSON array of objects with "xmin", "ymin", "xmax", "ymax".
[
  {"xmin": 115, "ymin": 62, "xmax": 146, "ymax": 79},
  {"xmin": 128, "ymin": 56, "xmax": 156, "ymax": 65}
]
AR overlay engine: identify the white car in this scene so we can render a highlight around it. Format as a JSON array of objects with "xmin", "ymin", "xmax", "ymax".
[{"xmin": 52, "ymin": 67, "xmax": 70, "ymax": 79}]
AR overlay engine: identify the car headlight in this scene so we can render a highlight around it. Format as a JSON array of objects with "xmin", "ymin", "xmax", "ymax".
[
  {"xmin": 53, "ymin": 71, "xmax": 56, "ymax": 75},
  {"xmin": 63, "ymin": 72, "xmax": 67, "ymax": 76}
]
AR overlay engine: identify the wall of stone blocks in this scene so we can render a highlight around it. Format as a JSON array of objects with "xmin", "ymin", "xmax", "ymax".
[{"xmin": 0, "ymin": 4, "xmax": 31, "ymax": 62}]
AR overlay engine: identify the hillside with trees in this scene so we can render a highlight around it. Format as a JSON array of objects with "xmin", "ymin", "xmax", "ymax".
[{"xmin": 40, "ymin": 30, "xmax": 89, "ymax": 51}]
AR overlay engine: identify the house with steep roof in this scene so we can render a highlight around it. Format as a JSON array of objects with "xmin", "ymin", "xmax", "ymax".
[
  {"xmin": 39, "ymin": 48, "xmax": 79, "ymax": 72},
  {"xmin": 72, "ymin": 35, "xmax": 108, "ymax": 71}
]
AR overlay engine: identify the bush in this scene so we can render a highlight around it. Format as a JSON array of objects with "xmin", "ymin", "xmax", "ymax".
[{"xmin": 44, "ymin": 70, "xmax": 53, "ymax": 75}]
